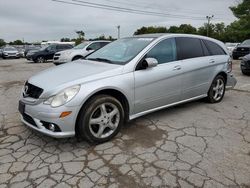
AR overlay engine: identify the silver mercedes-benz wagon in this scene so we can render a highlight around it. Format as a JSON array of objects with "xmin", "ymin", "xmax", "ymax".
[{"xmin": 19, "ymin": 34, "xmax": 237, "ymax": 143}]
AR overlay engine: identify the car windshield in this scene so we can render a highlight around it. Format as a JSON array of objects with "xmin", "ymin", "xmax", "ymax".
[
  {"xmin": 242, "ymin": 39, "xmax": 250, "ymax": 45},
  {"xmin": 74, "ymin": 42, "xmax": 90, "ymax": 49},
  {"xmin": 86, "ymin": 37, "xmax": 155, "ymax": 65},
  {"xmin": 4, "ymin": 47, "xmax": 16, "ymax": 51}
]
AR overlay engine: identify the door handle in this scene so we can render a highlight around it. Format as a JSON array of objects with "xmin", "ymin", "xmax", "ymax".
[
  {"xmin": 173, "ymin": 65, "xmax": 181, "ymax": 70},
  {"xmin": 209, "ymin": 59, "xmax": 215, "ymax": 64}
]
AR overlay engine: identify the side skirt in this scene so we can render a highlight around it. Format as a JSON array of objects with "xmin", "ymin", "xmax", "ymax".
[{"xmin": 129, "ymin": 94, "xmax": 207, "ymax": 120}]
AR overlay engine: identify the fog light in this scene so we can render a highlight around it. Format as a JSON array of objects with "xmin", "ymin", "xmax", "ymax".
[{"xmin": 49, "ymin": 123, "xmax": 55, "ymax": 132}]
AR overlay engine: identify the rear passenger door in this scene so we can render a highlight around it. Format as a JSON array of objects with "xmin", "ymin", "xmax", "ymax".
[{"xmin": 176, "ymin": 37, "xmax": 213, "ymax": 100}]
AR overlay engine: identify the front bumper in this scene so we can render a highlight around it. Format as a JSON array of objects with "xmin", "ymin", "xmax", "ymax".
[
  {"xmin": 19, "ymin": 99, "xmax": 79, "ymax": 138},
  {"xmin": 53, "ymin": 57, "xmax": 68, "ymax": 64},
  {"xmin": 233, "ymin": 51, "xmax": 250, "ymax": 58},
  {"xmin": 3, "ymin": 54, "xmax": 20, "ymax": 58},
  {"xmin": 226, "ymin": 73, "xmax": 237, "ymax": 90}
]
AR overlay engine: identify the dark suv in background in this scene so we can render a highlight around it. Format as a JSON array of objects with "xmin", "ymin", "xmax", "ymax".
[
  {"xmin": 232, "ymin": 39, "xmax": 250, "ymax": 59},
  {"xmin": 26, "ymin": 44, "xmax": 73, "ymax": 63}
]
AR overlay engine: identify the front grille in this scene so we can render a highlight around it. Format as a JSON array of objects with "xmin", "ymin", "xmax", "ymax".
[
  {"xmin": 23, "ymin": 113, "xmax": 37, "ymax": 127},
  {"xmin": 23, "ymin": 82, "xmax": 43, "ymax": 99},
  {"xmin": 54, "ymin": 57, "xmax": 59, "ymax": 60},
  {"xmin": 54, "ymin": 53, "xmax": 60, "ymax": 57},
  {"xmin": 236, "ymin": 47, "xmax": 250, "ymax": 52}
]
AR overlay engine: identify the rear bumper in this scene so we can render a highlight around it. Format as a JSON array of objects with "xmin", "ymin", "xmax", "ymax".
[{"xmin": 226, "ymin": 73, "xmax": 237, "ymax": 90}]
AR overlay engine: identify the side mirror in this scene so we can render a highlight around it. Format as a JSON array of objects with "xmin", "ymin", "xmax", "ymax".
[
  {"xmin": 142, "ymin": 58, "xmax": 158, "ymax": 69},
  {"xmin": 86, "ymin": 47, "xmax": 93, "ymax": 51}
]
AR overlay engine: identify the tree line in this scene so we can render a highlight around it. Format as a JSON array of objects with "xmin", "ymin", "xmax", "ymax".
[{"xmin": 134, "ymin": 0, "xmax": 250, "ymax": 43}]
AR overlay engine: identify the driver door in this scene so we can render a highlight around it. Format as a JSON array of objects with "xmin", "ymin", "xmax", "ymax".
[{"xmin": 134, "ymin": 38, "xmax": 183, "ymax": 114}]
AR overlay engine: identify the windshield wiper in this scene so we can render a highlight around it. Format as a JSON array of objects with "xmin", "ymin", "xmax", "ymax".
[{"xmin": 87, "ymin": 58, "xmax": 113, "ymax": 64}]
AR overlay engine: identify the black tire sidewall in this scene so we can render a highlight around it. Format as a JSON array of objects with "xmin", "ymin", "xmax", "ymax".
[
  {"xmin": 77, "ymin": 95, "xmax": 124, "ymax": 143},
  {"xmin": 207, "ymin": 75, "xmax": 226, "ymax": 103}
]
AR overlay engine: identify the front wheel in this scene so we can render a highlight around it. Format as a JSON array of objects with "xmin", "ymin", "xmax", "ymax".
[
  {"xmin": 35, "ymin": 56, "xmax": 46, "ymax": 63},
  {"xmin": 77, "ymin": 95, "xmax": 124, "ymax": 143},
  {"xmin": 206, "ymin": 75, "xmax": 226, "ymax": 103}
]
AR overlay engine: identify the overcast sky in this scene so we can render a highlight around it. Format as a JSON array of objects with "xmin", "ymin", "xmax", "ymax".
[{"xmin": 0, "ymin": 0, "xmax": 238, "ymax": 42}]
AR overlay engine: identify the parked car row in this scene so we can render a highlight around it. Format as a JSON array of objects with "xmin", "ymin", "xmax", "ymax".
[{"xmin": 25, "ymin": 40, "xmax": 110, "ymax": 64}]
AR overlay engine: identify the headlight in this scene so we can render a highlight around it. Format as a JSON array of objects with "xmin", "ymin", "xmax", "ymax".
[{"xmin": 44, "ymin": 85, "xmax": 80, "ymax": 107}]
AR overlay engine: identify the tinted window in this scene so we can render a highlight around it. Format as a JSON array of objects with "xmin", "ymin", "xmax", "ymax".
[
  {"xmin": 203, "ymin": 40, "xmax": 226, "ymax": 55},
  {"xmin": 146, "ymin": 38, "xmax": 177, "ymax": 64},
  {"xmin": 176, "ymin": 37, "xmax": 203, "ymax": 60},
  {"xmin": 201, "ymin": 40, "xmax": 210, "ymax": 56}
]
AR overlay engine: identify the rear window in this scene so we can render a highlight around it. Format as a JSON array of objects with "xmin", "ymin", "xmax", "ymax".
[
  {"xmin": 176, "ymin": 37, "xmax": 204, "ymax": 60},
  {"xmin": 203, "ymin": 40, "xmax": 226, "ymax": 55}
]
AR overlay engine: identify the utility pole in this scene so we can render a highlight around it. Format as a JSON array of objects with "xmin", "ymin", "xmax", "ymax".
[
  {"xmin": 206, "ymin": 15, "xmax": 214, "ymax": 37},
  {"xmin": 117, "ymin": 25, "xmax": 120, "ymax": 39}
]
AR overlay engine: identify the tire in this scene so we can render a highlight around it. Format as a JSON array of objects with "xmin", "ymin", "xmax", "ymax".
[
  {"xmin": 77, "ymin": 95, "xmax": 124, "ymax": 143},
  {"xmin": 206, "ymin": 75, "xmax": 226, "ymax": 103},
  {"xmin": 241, "ymin": 69, "xmax": 250, "ymax": 76},
  {"xmin": 35, "ymin": 56, "xmax": 45, "ymax": 63},
  {"xmin": 72, "ymin": 56, "xmax": 82, "ymax": 61}
]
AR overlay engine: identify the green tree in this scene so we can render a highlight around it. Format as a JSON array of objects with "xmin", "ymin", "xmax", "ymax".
[
  {"xmin": 9, "ymin": 40, "xmax": 23, "ymax": 45},
  {"xmin": 134, "ymin": 26, "xmax": 167, "ymax": 35},
  {"xmin": 178, "ymin": 24, "xmax": 197, "ymax": 34},
  {"xmin": 60, "ymin": 38, "xmax": 71, "ymax": 42},
  {"xmin": 227, "ymin": 0, "xmax": 250, "ymax": 41},
  {"xmin": 0, "ymin": 39, "xmax": 6, "ymax": 47}
]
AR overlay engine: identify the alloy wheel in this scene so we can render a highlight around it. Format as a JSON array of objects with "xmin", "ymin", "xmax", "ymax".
[{"xmin": 89, "ymin": 103, "xmax": 120, "ymax": 139}]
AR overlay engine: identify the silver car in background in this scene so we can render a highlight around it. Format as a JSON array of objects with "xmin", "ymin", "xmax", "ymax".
[
  {"xmin": 19, "ymin": 34, "xmax": 237, "ymax": 143},
  {"xmin": 2, "ymin": 46, "xmax": 20, "ymax": 59},
  {"xmin": 53, "ymin": 40, "xmax": 110, "ymax": 65}
]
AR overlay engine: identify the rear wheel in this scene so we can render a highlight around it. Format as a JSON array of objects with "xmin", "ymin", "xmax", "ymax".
[
  {"xmin": 77, "ymin": 95, "xmax": 124, "ymax": 143},
  {"xmin": 206, "ymin": 75, "xmax": 225, "ymax": 103}
]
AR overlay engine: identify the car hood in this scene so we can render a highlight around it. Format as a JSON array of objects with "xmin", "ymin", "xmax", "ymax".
[
  {"xmin": 237, "ymin": 44, "xmax": 250, "ymax": 48},
  {"xmin": 60, "ymin": 48, "xmax": 86, "ymax": 54},
  {"xmin": 28, "ymin": 60, "xmax": 123, "ymax": 95}
]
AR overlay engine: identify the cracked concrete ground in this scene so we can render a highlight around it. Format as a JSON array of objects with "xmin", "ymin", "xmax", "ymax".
[{"xmin": 0, "ymin": 59, "xmax": 250, "ymax": 188}]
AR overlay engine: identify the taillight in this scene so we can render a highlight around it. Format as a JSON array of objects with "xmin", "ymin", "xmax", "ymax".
[{"xmin": 227, "ymin": 58, "xmax": 232, "ymax": 73}]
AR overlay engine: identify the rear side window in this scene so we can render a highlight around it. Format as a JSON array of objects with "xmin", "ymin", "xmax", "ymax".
[
  {"xmin": 203, "ymin": 40, "xmax": 226, "ymax": 55},
  {"xmin": 176, "ymin": 37, "xmax": 203, "ymax": 60},
  {"xmin": 146, "ymin": 38, "xmax": 177, "ymax": 64}
]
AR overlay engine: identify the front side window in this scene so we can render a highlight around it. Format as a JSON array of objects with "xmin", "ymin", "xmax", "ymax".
[
  {"xmin": 146, "ymin": 38, "xmax": 177, "ymax": 64},
  {"xmin": 86, "ymin": 37, "xmax": 154, "ymax": 65},
  {"xmin": 74, "ymin": 42, "xmax": 90, "ymax": 49},
  {"xmin": 88, "ymin": 42, "xmax": 101, "ymax": 50},
  {"xmin": 176, "ymin": 37, "xmax": 204, "ymax": 60}
]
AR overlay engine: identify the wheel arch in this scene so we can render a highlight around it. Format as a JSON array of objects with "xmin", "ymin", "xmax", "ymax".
[
  {"xmin": 217, "ymin": 71, "xmax": 227, "ymax": 84},
  {"xmin": 75, "ymin": 88, "xmax": 130, "ymax": 136}
]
